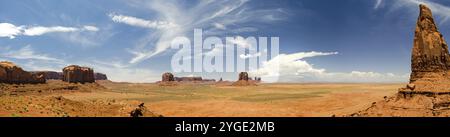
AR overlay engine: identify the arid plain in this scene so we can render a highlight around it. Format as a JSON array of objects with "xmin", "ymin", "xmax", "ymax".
[
  {"xmin": 1, "ymin": 77, "xmax": 405, "ymax": 117},
  {"xmin": 6, "ymin": 80, "xmax": 401, "ymax": 117}
]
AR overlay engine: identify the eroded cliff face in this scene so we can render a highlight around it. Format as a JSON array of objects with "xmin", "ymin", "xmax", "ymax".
[
  {"xmin": 401, "ymin": 4, "xmax": 450, "ymax": 93},
  {"xmin": 0, "ymin": 61, "xmax": 45, "ymax": 84},
  {"xmin": 94, "ymin": 73, "xmax": 108, "ymax": 80}
]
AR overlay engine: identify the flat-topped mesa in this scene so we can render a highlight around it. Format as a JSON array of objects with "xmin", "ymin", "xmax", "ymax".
[
  {"xmin": 400, "ymin": 4, "xmax": 450, "ymax": 93},
  {"xmin": 62, "ymin": 65, "xmax": 95, "ymax": 83}
]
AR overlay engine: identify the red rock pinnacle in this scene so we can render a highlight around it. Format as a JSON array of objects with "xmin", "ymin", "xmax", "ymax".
[{"xmin": 401, "ymin": 4, "xmax": 450, "ymax": 93}]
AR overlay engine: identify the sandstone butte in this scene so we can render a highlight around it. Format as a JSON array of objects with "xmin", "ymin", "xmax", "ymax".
[
  {"xmin": 62, "ymin": 65, "xmax": 95, "ymax": 84},
  {"xmin": 399, "ymin": 4, "xmax": 450, "ymax": 94},
  {"xmin": 161, "ymin": 72, "xmax": 175, "ymax": 82},
  {"xmin": 232, "ymin": 72, "xmax": 257, "ymax": 86}
]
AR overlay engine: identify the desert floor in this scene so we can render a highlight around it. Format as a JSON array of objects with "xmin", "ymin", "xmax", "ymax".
[{"xmin": 59, "ymin": 81, "xmax": 402, "ymax": 117}]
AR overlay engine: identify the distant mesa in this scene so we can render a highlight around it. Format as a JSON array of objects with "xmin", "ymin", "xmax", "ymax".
[
  {"xmin": 62, "ymin": 65, "xmax": 95, "ymax": 84},
  {"xmin": 158, "ymin": 72, "xmax": 217, "ymax": 86},
  {"xmin": 94, "ymin": 73, "xmax": 108, "ymax": 80},
  {"xmin": 31, "ymin": 71, "xmax": 63, "ymax": 80},
  {"xmin": 0, "ymin": 61, "xmax": 45, "ymax": 84},
  {"xmin": 31, "ymin": 71, "xmax": 107, "ymax": 81},
  {"xmin": 174, "ymin": 77, "xmax": 216, "ymax": 83},
  {"xmin": 232, "ymin": 72, "xmax": 257, "ymax": 86}
]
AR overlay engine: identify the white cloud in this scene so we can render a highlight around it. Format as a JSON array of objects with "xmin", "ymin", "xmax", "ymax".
[
  {"xmin": 23, "ymin": 26, "xmax": 79, "ymax": 36},
  {"xmin": 250, "ymin": 51, "xmax": 408, "ymax": 83},
  {"xmin": 0, "ymin": 23, "xmax": 23, "ymax": 39},
  {"xmin": 0, "ymin": 22, "xmax": 99, "ymax": 39},
  {"xmin": 0, "ymin": 45, "xmax": 63, "ymax": 62},
  {"xmin": 109, "ymin": 13, "xmax": 177, "ymax": 29},
  {"xmin": 83, "ymin": 25, "xmax": 99, "ymax": 31},
  {"xmin": 213, "ymin": 22, "xmax": 226, "ymax": 30},
  {"xmin": 251, "ymin": 51, "xmax": 337, "ymax": 77},
  {"xmin": 128, "ymin": 49, "xmax": 153, "ymax": 64}
]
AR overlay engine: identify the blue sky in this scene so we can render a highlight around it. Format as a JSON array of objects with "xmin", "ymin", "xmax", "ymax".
[{"xmin": 1, "ymin": 0, "xmax": 450, "ymax": 83}]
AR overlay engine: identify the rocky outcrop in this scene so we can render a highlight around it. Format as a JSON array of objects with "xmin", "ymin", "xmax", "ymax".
[
  {"xmin": 254, "ymin": 77, "xmax": 262, "ymax": 82},
  {"xmin": 31, "ymin": 71, "xmax": 107, "ymax": 81},
  {"xmin": 174, "ymin": 77, "xmax": 216, "ymax": 82},
  {"xmin": 94, "ymin": 73, "xmax": 108, "ymax": 80},
  {"xmin": 238, "ymin": 72, "xmax": 249, "ymax": 81},
  {"xmin": 0, "ymin": 61, "xmax": 45, "ymax": 84},
  {"xmin": 350, "ymin": 93, "xmax": 450, "ymax": 117},
  {"xmin": 399, "ymin": 4, "xmax": 450, "ymax": 93},
  {"xmin": 232, "ymin": 72, "xmax": 256, "ymax": 86},
  {"xmin": 175, "ymin": 77, "xmax": 202, "ymax": 82},
  {"xmin": 31, "ymin": 71, "xmax": 63, "ymax": 80},
  {"xmin": 62, "ymin": 65, "xmax": 95, "ymax": 83},
  {"xmin": 161, "ymin": 72, "xmax": 175, "ymax": 82},
  {"xmin": 202, "ymin": 79, "xmax": 216, "ymax": 82},
  {"xmin": 159, "ymin": 72, "xmax": 176, "ymax": 86}
]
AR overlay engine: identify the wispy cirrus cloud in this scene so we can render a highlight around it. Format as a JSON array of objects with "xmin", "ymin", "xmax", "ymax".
[
  {"xmin": 0, "ymin": 45, "xmax": 62, "ymax": 62},
  {"xmin": 374, "ymin": 0, "xmax": 383, "ymax": 9},
  {"xmin": 109, "ymin": 13, "xmax": 177, "ymax": 29},
  {"xmin": 375, "ymin": 0, "xmax": 450, "ymax": 24},
  {"xmin": 111, "ymin": 0, "xmax": 288, "ymax": 64},
  {"xmin": 0, "ymin": 22, "xmax": 99, "ymax": 39}
]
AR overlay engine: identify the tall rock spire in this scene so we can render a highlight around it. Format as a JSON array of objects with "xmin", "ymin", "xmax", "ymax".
[
  {"xmin": 400, "ymin": 4, "xmax": 450, "ymax": 93},
  {"xmin": 410, "ymin": 4, "xmax": 450, "ymax": 82},
  {"xmin": 352, "ymin": 4, "xmax": 450, "ymax": 117}
]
